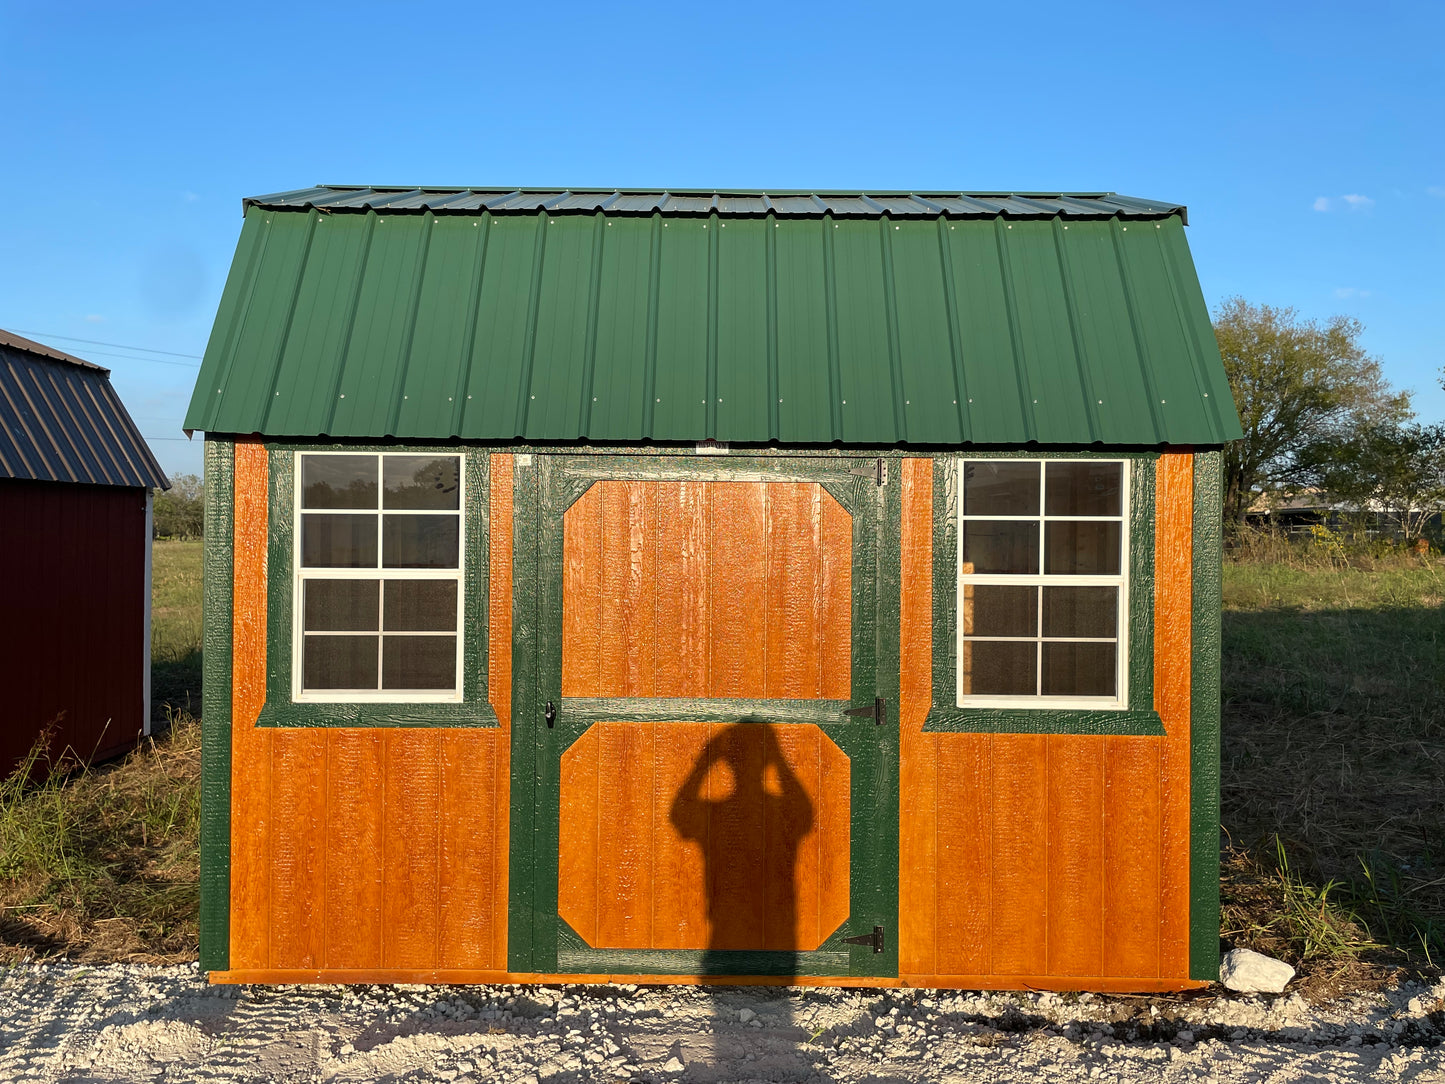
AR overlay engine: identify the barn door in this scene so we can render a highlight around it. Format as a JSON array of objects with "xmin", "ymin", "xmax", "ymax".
[{"xmin": 509, "ymin": 454, "xmax": 900, "ymax": 979}]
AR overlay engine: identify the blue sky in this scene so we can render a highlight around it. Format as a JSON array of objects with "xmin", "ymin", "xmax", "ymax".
[{"xmin": 2, "ymin": 1, "xmax": 1440, "ymax": 479}]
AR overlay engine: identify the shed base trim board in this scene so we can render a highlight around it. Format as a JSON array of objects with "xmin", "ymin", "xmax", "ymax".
[{"xmin": 208, "ymin": 970, "xmax": 1207, "ymax": 992}]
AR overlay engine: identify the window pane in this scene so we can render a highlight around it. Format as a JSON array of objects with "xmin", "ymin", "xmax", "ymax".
[
  {"xmin": 384, "ymin": 455, "xmax": 461, "ymax": 510},
  {"xmin": 965, "ymin": 585, "xmax": 1037, "ymax": 637},
  {"xmin": 301, "ymin": 513, "xmax": 378, "ymax": 568},
  {"xmin": 384, "ymin": 580, "xmax": 459, "ymax": 632},
  {"xmin": 305, "ymin": 579, "xmax": 380, "ymax": 632},
  {"xmin": 962, "ymin": 640, "xmax": 1036, "ymax": 696},
  {"xmin": 1044, "ymin": 521, "xmax": 1121, "ymax": 575},
  {"xmin": 962, "ymin": 520, "xmax": 1039, "ymax": 574},
  {"xmin": 1042, "ymin": 586, "xmax": 1118, "ymax": 638},
  {"xmin": 301, "ymin": 455, "xmax": 378, "ymax": 509},
  {"xmin": 1045, "ymin": 461, "xmax": 1122, "ymax": 516},
  {"xmin": 303, "ymin": 634, "xmax": 379, "ymax": 690},
  {"xmin": 1042, "ymin": 642, "xmax": 1116, "ymax": 697},
  {"xmin": 963, "ymin": 461, "xmax": 1040, "ymax": 516},
  {"xmin": 383, "ymin": 514, "xmax": 460, "ymax": 569},
  {"xmin": 383, "ymin": 635, "xmax": 458, "ymax": 690}
]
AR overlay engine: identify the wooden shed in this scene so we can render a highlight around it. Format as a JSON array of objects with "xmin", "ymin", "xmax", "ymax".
[
  {"xmin": 187, "ymin": 187, "xmax": 1242, "ymax": 991},
  {"xmin": 0, "ymin": 330, "xmax": 169, "ymax": 777}
]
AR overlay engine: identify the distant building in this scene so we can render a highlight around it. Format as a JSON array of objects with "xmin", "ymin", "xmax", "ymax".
[{"xmin": 0, "ymin": 330, "xmax": 169, "ymax": 776}]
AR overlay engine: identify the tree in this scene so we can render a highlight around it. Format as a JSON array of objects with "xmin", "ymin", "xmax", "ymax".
[
  {"xmin": 1303, "ymin": 423, "xmax": 1445, "ymax": 540},
  {"xmin": 153, "ymin": 473, "xmax": 204, "ymax": 539},
  {"xmin": 1214, "ymin": 298, "xmax": 1411, "ymax": 529}
]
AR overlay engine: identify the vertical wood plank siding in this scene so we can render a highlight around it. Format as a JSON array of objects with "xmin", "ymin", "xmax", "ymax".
[
  {"xmin": 229, "ymin": 447, "xmax": 515, "ymax": 971},
  {"xmin": 561, "ymin": 481, "xmax": 852, "ymax": 699},
  {"xmin": 897, "ymin": 454, "xmax": 1196, "ymax": 985},
  {"xmin": 221, "ymin": 449, "xmax": 1203, "ymax": 987}
]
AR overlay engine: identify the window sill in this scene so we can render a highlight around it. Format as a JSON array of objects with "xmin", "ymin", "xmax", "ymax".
[
  {"xmin": 922, "ymin": 706, "xmax": 1165, "ymax": 735},
  {"xmin": 255, "ymin": 700, "xmax": 500, "ymax": 728}
]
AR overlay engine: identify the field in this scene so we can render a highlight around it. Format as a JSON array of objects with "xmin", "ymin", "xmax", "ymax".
[{"xmin": 1, "ymin": 537, "xmax": 1441, "ymax": 989}]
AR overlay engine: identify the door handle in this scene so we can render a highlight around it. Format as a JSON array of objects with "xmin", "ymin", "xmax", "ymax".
[{"xmin": 544, "ymin": 701, "xmax": 556, "ymax": 727}]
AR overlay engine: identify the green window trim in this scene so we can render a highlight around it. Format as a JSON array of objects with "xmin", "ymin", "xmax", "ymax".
[
  {"xmin": 255, "ymin": 444, "xmax": 499, "ymax": 728},
  {"xmin": 923, "ymin": 453, "xmax": 1164, "ymax": 735}
]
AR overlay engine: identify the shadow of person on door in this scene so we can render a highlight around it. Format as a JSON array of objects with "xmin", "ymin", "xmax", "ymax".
[{"xmin": 669, "ymin": 721, "xmax": 814, "ymax": 981}]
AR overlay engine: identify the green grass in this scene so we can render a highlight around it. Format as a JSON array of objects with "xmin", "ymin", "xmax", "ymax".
[
  {"xmin": 1220, "ymin": 547, "xmax": 1445, "ymax": 984},
  {"xmin": 150, "ymin": 540, "xmax": 202, "ymax": 725}
]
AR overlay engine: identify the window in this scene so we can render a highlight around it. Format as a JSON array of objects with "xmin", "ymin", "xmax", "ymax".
[
  {"xmin": 295, "ymin": 452, "xmax": 463, "ymax": 701},
  {"xmin": 957, "ymin": 459, "xmax": 1128, "ymax": 708}
]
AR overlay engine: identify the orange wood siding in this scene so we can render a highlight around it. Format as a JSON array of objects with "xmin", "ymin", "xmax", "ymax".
[
  {"xmin": 558, "ymin": 722, "xmax": 850, "ymax": 951},
  {"xmin": 897, "ymin": 454, "xmax": 1195, "ymax": 985},
  {"xmin": 561, "ymin": 481, "xmax": 851, "ymax": 699},
  {"xmin": 228, "ymin": 447, "xmax": 514, "ymax": 971}
]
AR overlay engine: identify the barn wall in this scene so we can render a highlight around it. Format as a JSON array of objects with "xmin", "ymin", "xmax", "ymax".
[
  {"xmin": 226, "ymin": 442, "xmax": 514, "ymax": 972},
  {"xmin": 219, "ymin": 444, "xmax": 1209, "ymax": 987},
  {"xmin": 0, "ymin": 478, "xmax": 147, "ymax": 776},
  {"xmin": 897, "ymin": 454, "xmax": 1197, "ymax": 986}
]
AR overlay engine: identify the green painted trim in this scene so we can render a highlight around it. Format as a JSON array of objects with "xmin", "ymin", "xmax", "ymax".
[
  {"xmin": 199, "ymin": 439, "xmax": 234, "ymax": 972},
  {"xmin": 561, "ymin": 697, "xmax": 854, "ymax": 725},
  {"xmin": 1189, "ymin": 450, "xmax": 1223, "ymax": 980},
  {"xmin": 507, "ymin": 459, "xmax": 543, "ymax": 973},
  {"xmin": 508, "ymin": 453, "xmax": 903, "ymax": 979},
  {"xmin": 923, "ymin": 453, "xmax": 1162, "ymax": 735},
  {"xmin": 557, "ymin": 920, "xmax": 852, "ymax": 976},
  {"xmin": 254, "ymin": 443, "xmax": 498, "ymax": 728}
]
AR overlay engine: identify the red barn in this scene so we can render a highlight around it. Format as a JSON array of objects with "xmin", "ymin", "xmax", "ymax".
[{"xmin": 0, "ymin": 330, "xmax": 170, "ymax": 776}]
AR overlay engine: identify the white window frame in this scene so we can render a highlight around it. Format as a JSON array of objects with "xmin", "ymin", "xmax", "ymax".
[
  {"xmin": 292, "ymin": 450, "xmax": 465, "ymax": 704},
  {"xmin": 956, "ymin": 457, "xmax": 1130, "ymax": 710}
]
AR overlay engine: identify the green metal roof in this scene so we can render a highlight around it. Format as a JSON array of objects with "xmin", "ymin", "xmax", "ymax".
[{"xmin": 185, "ymin": 190, "xmax": 1240, "ymax": 446}]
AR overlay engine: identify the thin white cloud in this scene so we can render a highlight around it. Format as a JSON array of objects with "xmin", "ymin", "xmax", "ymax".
[
  {"xmin": 1333, "ymin": 287, "xmax": 1371, "ymax": 300},
  {"xmin": 84, "ymin": 314, "xmax": 105, "ymax": 323},
  {"xmin": 183, "ymin": 191, "xmax": 200, "ymax": 203},
  {"xmin": 1313, "ymin": 193, "xmax": 1375, "ymax": 212},
  {"xmin": 1427, "ymin": 186, "xmax": 1445, "ymax": 199}
]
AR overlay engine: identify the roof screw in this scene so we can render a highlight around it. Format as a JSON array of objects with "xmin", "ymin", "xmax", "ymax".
[
  {"xmin": 1204, "ymin": 392, "xmax": 1209, "ymax": 397},
  {"xmin": 842, "ymin": 400, "xmax": 847, "ymax": 405},
  {"xmin": 1033, "ymin": 399, "xmax": 1037, "ymax": 404},
  {"xmin": 593, "ymin": 397, "xmax": 597, "ymax": 402},
  {"xmin": 779, "ymin": 398, "xmax": 783, "ymax": 403},
  {"xmin": 1097, "ymin": 399, "xmax": 1103, "ymax": 405},
  {"xmin": 448, "ymin": 397, "xmax": 453, "ymax": 401},
  {"xmin": 531, "ymin": 395, "xmax": 535, "ymax": 400},
  {"xmin": 340, "ymin": 394, "xmax": 345, "ymax": 398},
  {"xmin": 656, "ymin": 398, "xmax": 661, "ymax": 403},
  {"xmin": 1123, "ymin": 227, "xmax": 1128, "ymax": 231},
  {"xmin": 968, "ymin": 398, "xmax": 973, "ymax": 403},
  {"xmin": 1161, "ymin": 399, "xmax": 1166, "ymax": 404},
  {"xmin": 404, "ymin": 395, "xmax": 408, "ymax": 399},
  {"xmin": 467, "ymin": 395, "xmax": 472, "ymax": 399}
]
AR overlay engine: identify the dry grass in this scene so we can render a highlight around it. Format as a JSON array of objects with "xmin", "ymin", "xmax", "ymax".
[{"xmin": 1219, "ymin": 534, "xmax": 1445, "ymax": 993}]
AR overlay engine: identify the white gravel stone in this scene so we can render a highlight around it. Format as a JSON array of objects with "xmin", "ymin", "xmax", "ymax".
[{"xmin": 1220, "ymin": 947, "xmax": 1296, "ymax": 993}]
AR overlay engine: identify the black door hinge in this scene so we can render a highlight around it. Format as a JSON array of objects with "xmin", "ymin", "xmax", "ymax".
[
  {"xmin": 842, "ymin": 925, "xmax": 885, "ymax": 953},
  {"xmin": 544, "ymin": 701, "xmax": 556, "ymax": 728},
  {"xmin": 848, "ymin": 458, "xmax": 888, "ymax": 486},
  {"xmin": 842, "ymin": 697, "xmax": 886, "ymax": 726}
]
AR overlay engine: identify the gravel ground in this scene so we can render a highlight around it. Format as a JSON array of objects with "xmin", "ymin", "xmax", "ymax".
[{"xmin": 1, "ymin": 963, "xmax": 1442, "ymax": 1083}]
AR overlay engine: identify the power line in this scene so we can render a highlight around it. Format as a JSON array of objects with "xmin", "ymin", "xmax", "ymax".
[
  {"xmin": 143, "ymin": 435, "xmax": 195, "ymax": 442},
  {"xmin": 10, "ymin": 329, "xmax": 203, "ymax": 359},
  {"xmin": 64, "ymin": 347, "xmax": 201, "ymax": 369}
]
